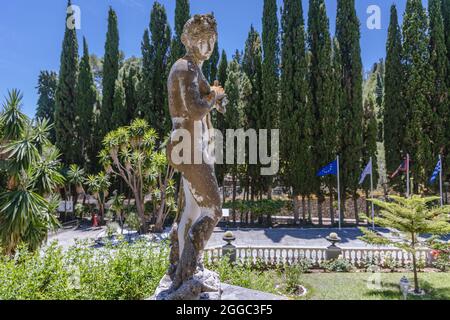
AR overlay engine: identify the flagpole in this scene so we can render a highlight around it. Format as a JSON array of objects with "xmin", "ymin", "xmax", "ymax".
[
  {"xmin": 337, "ymin": 155, "xmax": 341, "ymax": 230},
  {"xmin": 406, "ymin": 154, "xmax": 410, "ymax": 198},
  {"xmin": 439, "ymin": 154, "xmax": 443, "ymax": 207},
  {"xmin": 370, "ymin": 157, "xmax": 375, "ymax": 230}
]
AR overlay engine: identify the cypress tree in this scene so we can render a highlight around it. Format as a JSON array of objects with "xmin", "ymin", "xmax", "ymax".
[
  {"xmin": 36, "ymin": 70, "xmax": 58, "ymax": 144},
  {"xmin": 203, "ymin": 41, "xmax": 220, "ymax": 83},
  {"xmin": 261, "ymin": 0, "xmax": 280, "ymax": 197},
  {"xmin": 336, "ymin": 0, "xmax": 363, "ymax": 223},
  {"xmin": 362, "ymin": 97, "xmax": 379, "ymax": 214},
  {"xmin": 442, "ymin": 0, "xmax": 450, "ymax": 71},
  {"xmin": 148, "ymin": 2, "xmax": 172, "ymax": 141},
  {"xmin": 308, "ymin": 0, "xmax": 336, "ymax": 225},
  {"xmin": 384, "ymin": 5, "xmax": 406, "ymax": 192},
  {"xmin": 429, "ymin": 0, "xmax": 448, "ymax": 174},
  {"xmin": 215, "ymin": 50, "xmax": 229, "ymax": 188},
  {"xmin": 170, "ymin": 0, "xmax": 190, "ymax": 64},
  {"xmin": 55, "ymin": 0, "xmax": 79, "ymax": 165},
  {"xmin": 137, "ymin": 29, "xmax": 152, "ymax": 120},
  {"xmin": 100, "ymin": 7, "xmax": 120, "ymax": 137},
  {"xmin": 402, "ymin": 0, "xmax": 434, "ymax": 191},
  {"xmin": 280, "ymin": 0, "xmax": 311, "ymax": 224},
  {"xmin": 123, "ymin": 64, "xmax": 139, "ymax": 123},
  {"xmin": 111, "ymin": 78, "xmax": 126, "ymax": 128},
  {"xmin": 76, "ymin": 37, "xmax": 97, "ymax": 170},
  {"xmin": 242, "ymin": 26, "xmax": 264, "ymax": 199}
]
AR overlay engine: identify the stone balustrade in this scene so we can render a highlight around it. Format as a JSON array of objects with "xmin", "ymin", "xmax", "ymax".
[{"xmin": 203, "ymin": 246, "xmax": 433, "ymax": 267}]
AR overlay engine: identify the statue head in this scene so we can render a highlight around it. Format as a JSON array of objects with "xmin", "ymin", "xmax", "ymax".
[{"xmin": 181, "ymin": 14, "xmax": 217, "ymax": 62}]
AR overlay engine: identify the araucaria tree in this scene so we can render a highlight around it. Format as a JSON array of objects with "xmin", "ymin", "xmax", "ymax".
[
  {"xmin": 308, "ymin": 0, "xmax": 336, "ymax": 225},
  {"xmin": 384, "ymin": 5, "xmax": 406, "ymax": 192},
  {"xmin": 76, "ymin": 37, "xmax": 98, "ymax": 171},
  {"xmin": 336, "ymin": 0, "xmax": 363, "ymax": 223},
  {"xmin": 100, "ymin": 7, "xmax": 120, "ymax": 137},
  {"xmin": 280, "ymin": 0, "xmax": 312, "ymax": 224},
  {"xmin": 360, "ymin": 196, "xmax": 450, "ymax": 294},
  {"xmin": 261, "ymin": 0, "xmax": 280, "ymax": 197},
  {"xmin": 99, "ymin": 119, "xmax": 176, "ymax": 233},
  {"xmin": 55, "ymin": 0, "xmax": 78, "ymax": 165},
  {"xmin": 36, "ymin": 71, "xmax": 58, "ymax": 144},
  {"xmin": 402, "ymin": 0, "xmax": 434, "ymax": 191}
]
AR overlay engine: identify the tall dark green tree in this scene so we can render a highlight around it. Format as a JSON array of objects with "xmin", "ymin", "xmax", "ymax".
[
  {"xmin": 55, "ymin": 0, "xmax": 78, "ymax": 165},
  {"xmin": 242, "ymin": 26, "xmax": 264, "ymax": 199},
  {"xmin": 402, "ymin": 0, "xmax": 434, "ymax": 191},
  {"xmin": 384, "ymin": 5, "xmax": 406, "ymax": 192},
  {"xmin": 336, "ymin": 0, "xmax": 363, "ymax": 223},
  {"xmin": 137, "ymin": 29, "xmax": 152, "ymax": 121},
  {"xmin": 308, "ymin": 0, "xmax": 336, "ymax": 225},
  {"xmin": 280, "ymin": 0, "xmax": 312, "ymax": 224},
  {"xmin": 215, "ymin": 50, "xmax": 229, "ymax": 188},
  {"xmin": 170, "ymin": 0, "xmax": 190, "ymax": 64},
  {"xmin": 429, "ymin": 0, "xmax": 448, "ymax": 174},
  {"xmin": 261, "ymin": 0, "xmax": 280, "ymax": 197},
  {"xmin": 148, "ymin": 2, "xmax": 172, "ymax": 141},
  {"xmin": 100, "ymin": 7, "xmax": 120, "ymax": 137},
  {"xmin": 442, "ymin": 0, "xmax": 450, "ymax": 72},
  {"xmin": 36, "ymin": 71, "xmax": 58, "ymax": 144},
  {"xmin": 203, "ymin": 41, "xmax": 220, "ymax": 83},
  {"xmin": 123, "ymin": 64, "xmax": 139, "ymax": 122},
  {"xmin": 76, "ymin": 37, "xmax": 98, "ymax": 170},
  {"xmin": 362, "ymin": 97, "xmax": 379, "ymax": 214}
]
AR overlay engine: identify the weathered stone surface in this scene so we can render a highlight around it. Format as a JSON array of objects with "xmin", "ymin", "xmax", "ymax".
[
  {"xmin": 220, "ymin": 284, "xmax": 289, "ymax": 301},
  {"xmin": 153, "ymin": 268, "xmax": 221, "ymax": 301}
]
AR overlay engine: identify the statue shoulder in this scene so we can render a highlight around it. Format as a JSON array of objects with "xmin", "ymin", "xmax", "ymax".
[{"xmin": 169, "ymin": 59, "xmax": 196, "ymax": 79}]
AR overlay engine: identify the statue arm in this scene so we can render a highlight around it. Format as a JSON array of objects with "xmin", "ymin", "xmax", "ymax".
[{"xmin": 183, "ymin": 70, "xmax": 216, "ymax": 120}]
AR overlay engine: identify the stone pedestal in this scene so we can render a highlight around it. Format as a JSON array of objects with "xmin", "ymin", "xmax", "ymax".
[
  {"xmin": 325, "ymin": 245, "xmax": 342, "ymax": 260},
  {"xmin": 153, "ymin": 268, "xmax": 222, "ymax": 300}
]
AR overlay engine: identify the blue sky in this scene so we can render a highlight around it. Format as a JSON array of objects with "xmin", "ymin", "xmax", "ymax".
[{"xmin": 0, "ymin": 0, "xmax": 426, "ymax": 117}]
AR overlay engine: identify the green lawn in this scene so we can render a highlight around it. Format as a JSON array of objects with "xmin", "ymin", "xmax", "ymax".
[{"xmin": 295, "ymin": 273, "xmax": 450, "ymax": 300}]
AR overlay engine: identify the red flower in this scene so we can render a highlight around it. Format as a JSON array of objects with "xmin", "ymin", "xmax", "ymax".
[{"xmin": 431, "ymin": 250, "xmax": 441, "ymax": 259}]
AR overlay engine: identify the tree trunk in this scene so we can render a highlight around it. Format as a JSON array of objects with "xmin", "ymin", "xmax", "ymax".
[
  {"xmin": 134, "ymin": 193, "xmax": 148, "ymax": 234},
  {"xmin": 232, "ymin": 173, "xmax": 237, "ymax": 224},
  {"xmin": 353, "ymin": 194, "xmax": 359, "ymax": 225},
  {"xmin": 329, "ymin": 192, "xmax": 335, "ymax": 226},
  {"xmin": 293, "ymin": 195, "xmax": 300, "ymax": 225},
  {"xmin": 307, "ymin": 196, "xmax": 312, "ymax": 223},
  {"xmin": 317, "ymin": 195, "xmax": 323, "ymax": 226},
  {"xmin": 301, "ymin": 196, "xmax": 306, "ymax": 224},
  {"xmin": 341, "ymin": 193, "xmax": 346, "ymax": 227},
  {"xmin": 154, "ymin": 188, "xmax": 167, "ymax": 234},
  {"xmin": 411, "ymin": 234, "xmax": 420, "ymax": 293}
]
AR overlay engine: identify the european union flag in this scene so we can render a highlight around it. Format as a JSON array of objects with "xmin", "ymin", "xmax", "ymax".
[
  {"xmin": 429, "ymin": 159, "xmax": 441, "ymax": 184},
  {"xmin": 317, "ymin": 160, "xmax": 338, "ymax": 177}
]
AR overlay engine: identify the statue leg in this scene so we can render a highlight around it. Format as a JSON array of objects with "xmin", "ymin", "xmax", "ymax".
[{"xmin": 172, "ymin": 164, "xmax": 222, "ymax": 289}]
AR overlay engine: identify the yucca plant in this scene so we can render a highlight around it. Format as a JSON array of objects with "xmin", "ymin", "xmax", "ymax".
[
  {"xmin": 359, "ymin": 195, "xmax": 450, "ymax": 293},
  {"xmin": 0, "ymin": 90, "xmax": 61, "ymax": 255},
  {"xmin": 66, "ymin": 164, "xmax": 86, "ymax": 214},
  {"xmin": 85, "ymin": 172, "xmax": 110, "ymax": 223}
]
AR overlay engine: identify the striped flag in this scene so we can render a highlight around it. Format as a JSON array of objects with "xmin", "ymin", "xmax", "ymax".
[
  {"xmin": 429, "ymin": 158, "xmax": 441, "ymax": 184},
  {"xmin": 359, "ymin": 159, "xmax": 372, "ymax": 185}
]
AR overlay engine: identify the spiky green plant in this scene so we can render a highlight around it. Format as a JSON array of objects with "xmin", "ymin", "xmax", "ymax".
[{"xmin": 360, "ymin": 195, "xmax": 450, "ymax": 293}]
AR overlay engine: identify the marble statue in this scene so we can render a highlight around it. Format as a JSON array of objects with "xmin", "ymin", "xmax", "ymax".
[{"xmin": 153, "ymin": 14, "xmax": 228, "ymax": 300}]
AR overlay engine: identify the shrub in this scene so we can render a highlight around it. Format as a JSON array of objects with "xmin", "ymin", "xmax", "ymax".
[
  {"xmin": 321, "ymin": 257, "xmax": 355, "ymax": 273},
  {"xmin": 0, "ymin": 240, "xmax": 169, "ymax": 300}
]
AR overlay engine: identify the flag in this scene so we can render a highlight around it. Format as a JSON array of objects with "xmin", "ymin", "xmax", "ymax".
[
  {"xmin": 359, "ymin": 159, "xmax": 372, "ymax": 185},
  {"xmin": 390, "ymin": 158, "xmax": 409, "ymax": 179},
  {"xmin": 317, "ymin": 160, "xmax": 338, "ymax": 177},
  {"xmin": 429, "ymin": 158, "xmax": 441, "ymax": 184}
]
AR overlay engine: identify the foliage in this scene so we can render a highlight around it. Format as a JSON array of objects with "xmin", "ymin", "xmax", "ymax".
[
  {"xmin": 84, "ymin": 172, "xmax": 110, "ymax": 220},
  {"xmin": 359, "ymin": 195, "xmax": 450, "ymax": 292},
  {"xmin": 35, "ymin": 71, "xmax": 58, "ymax": 144},
  {"xmin": 100, "ymin": 7, "xmax": 120, "ymax": 137},
  {"xmin": 429, "ymin": 239, "xmax": 450, "ymax": 272},
  {"xmin": 0, "ymin": 240, "xmax": 169, "ymax": 300},
  {"xmin": 223, "ymin": 199, "xmax": 287, "ymax": 221},
  {"xmin": 321, "ymin": 257, "xmax": 355, "ymax": 273},
  {"xmin": 99, "ymin": 119, "xmax": 176, "ymax": 233},
  {"xmin": 55, "ymin": 0, "xmax": 78, "ymax": 165},
  {"xmin": 0, "ymin": 91, "xmax": 62, "ymax": 254}
]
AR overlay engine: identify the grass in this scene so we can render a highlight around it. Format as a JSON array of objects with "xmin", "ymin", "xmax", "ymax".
[{"xmin": 296, "ymin": 272, "xmax": 450, "ymax": 300}]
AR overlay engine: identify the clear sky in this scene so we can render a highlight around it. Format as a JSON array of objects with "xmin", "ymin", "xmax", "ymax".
[{"xmin": 0, "ymin": 0, "xmax": 427, "ymax": 117}]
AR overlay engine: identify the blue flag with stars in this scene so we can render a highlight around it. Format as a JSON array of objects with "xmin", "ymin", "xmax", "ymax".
[
  {"xmin": 429, "ymin": 159, "xmax": 441, "ymax": 184},
  {"xmin": 317, "ymin": 160, "xmax": 338, "ymax": 177}
]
